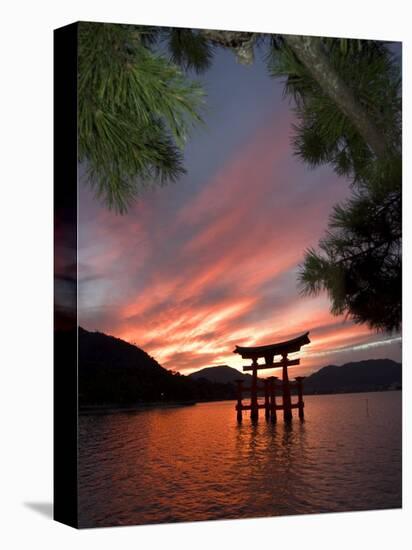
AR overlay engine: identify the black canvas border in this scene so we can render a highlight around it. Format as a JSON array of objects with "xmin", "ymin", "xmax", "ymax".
[{"xmin": 53, "ymin": 22, "xmax": 79, "ymax": 528}]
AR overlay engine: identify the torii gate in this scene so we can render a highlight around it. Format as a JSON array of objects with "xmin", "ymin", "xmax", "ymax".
[{"xmin": 233, "ymin": 331, "xmax": 310, "ymax": 422}]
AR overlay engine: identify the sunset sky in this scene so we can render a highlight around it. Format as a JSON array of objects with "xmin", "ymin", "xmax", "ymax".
[{"xmin": 78, "ymin": 46, "xmax": 401, "ymax": 377}]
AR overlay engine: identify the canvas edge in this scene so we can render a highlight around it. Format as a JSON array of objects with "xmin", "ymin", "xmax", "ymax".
[{"xmin": 53, "ymin": 21, "xmax": 79, "ymax": 529}]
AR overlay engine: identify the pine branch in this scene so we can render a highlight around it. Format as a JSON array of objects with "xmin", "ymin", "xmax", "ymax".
[
  {"xmin": 283, "ymin": 35, "xmax": 389, "ymax": 159},
  {"xmin": 78, "ymin": 22, "xmax": 205, "ymax": 213}
]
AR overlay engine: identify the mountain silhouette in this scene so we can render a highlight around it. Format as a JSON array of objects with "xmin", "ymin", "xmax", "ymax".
[
  {"xmin": 78, "ymin": 327, "xmax": 195, "ymax": 406},
  {"xmin": 188, "ymin": 364, "xmax": 266, "ymax": 388},
  {"xmin": 76, "ymin": 327, "xmax": 237, "ymax": 408},
  {"xmin": 189, "ymin": 365, "xmax": 252, "ymax": 384},
  {"xmin": 188, "ymin": 359, "xmax": 401, "ymax": 394},
  {"xmin": 303, "ymin": 358, "xmax": 401, "ymax": 394},
  {"xmin": 65, "ymin": 328, "xmax": 402, "ymax": 409}
]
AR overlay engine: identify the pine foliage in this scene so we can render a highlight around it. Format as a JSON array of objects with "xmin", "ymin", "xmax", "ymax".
[
  {"xmin": 78, "ymin": 23, "xmax": 204, "ymax": 213},
  {"xmin": 268, "ymin": 38, "xmax": 402, "ymax": 332},
  {"xmin": 165, "ymin": 28, "xmax": 215, "ymax": 73}
]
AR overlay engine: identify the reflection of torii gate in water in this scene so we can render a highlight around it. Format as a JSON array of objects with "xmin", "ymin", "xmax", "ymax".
[{"xmin": 233, "ymin": 332, "xmax": 310, "ymax": 422}]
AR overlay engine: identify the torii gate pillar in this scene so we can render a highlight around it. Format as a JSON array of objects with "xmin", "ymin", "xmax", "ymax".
[{"xmin": 281, "ymin": 353, "xmax": 292, "ymax": 422}]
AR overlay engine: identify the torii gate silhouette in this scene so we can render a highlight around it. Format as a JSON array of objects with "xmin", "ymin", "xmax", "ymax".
[{"xmin": 233, "ymin": 331, "xmax": 310, "ymax": 422}]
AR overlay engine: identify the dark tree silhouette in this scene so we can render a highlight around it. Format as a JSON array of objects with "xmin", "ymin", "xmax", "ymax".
[{"xmin": 267, "ymin": 38, "xmax": 401, "ymax": 331}]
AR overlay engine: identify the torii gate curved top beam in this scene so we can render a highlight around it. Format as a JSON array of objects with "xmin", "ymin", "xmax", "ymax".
[{"xmin": 233, "ymin": 331, "xmax": 310, "ymax": 360}]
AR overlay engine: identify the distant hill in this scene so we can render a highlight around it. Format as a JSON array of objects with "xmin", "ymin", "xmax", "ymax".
[
  {"xmin": 189, "ymin": 365, "xmax": 252, "ymax": 384},
  {"xmin": 188, "ymin": 364, "xmax": 265, "ymax": 388},
  {"xmin": 303, "ymin": 359, "xmax": 401, "ymax": 394},
  {"xmin": 78, "ymin": 327, "xmax": 193, "ymax": 406},
  {"xmin": 79, "ymin": 326, "xmax": 165, "ymax": 375},
  {"xmin": 74, "ymin": 327, "xmax": 238, "ymax": 408},
  {"xmin": 188, "ymin": 358, "xmax": 401, "ymax": 395}
]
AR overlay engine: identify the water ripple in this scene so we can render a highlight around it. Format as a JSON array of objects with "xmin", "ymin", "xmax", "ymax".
[{"xmin": 78, "ymin": 391, "xmax": 401, "ymax": 527}]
